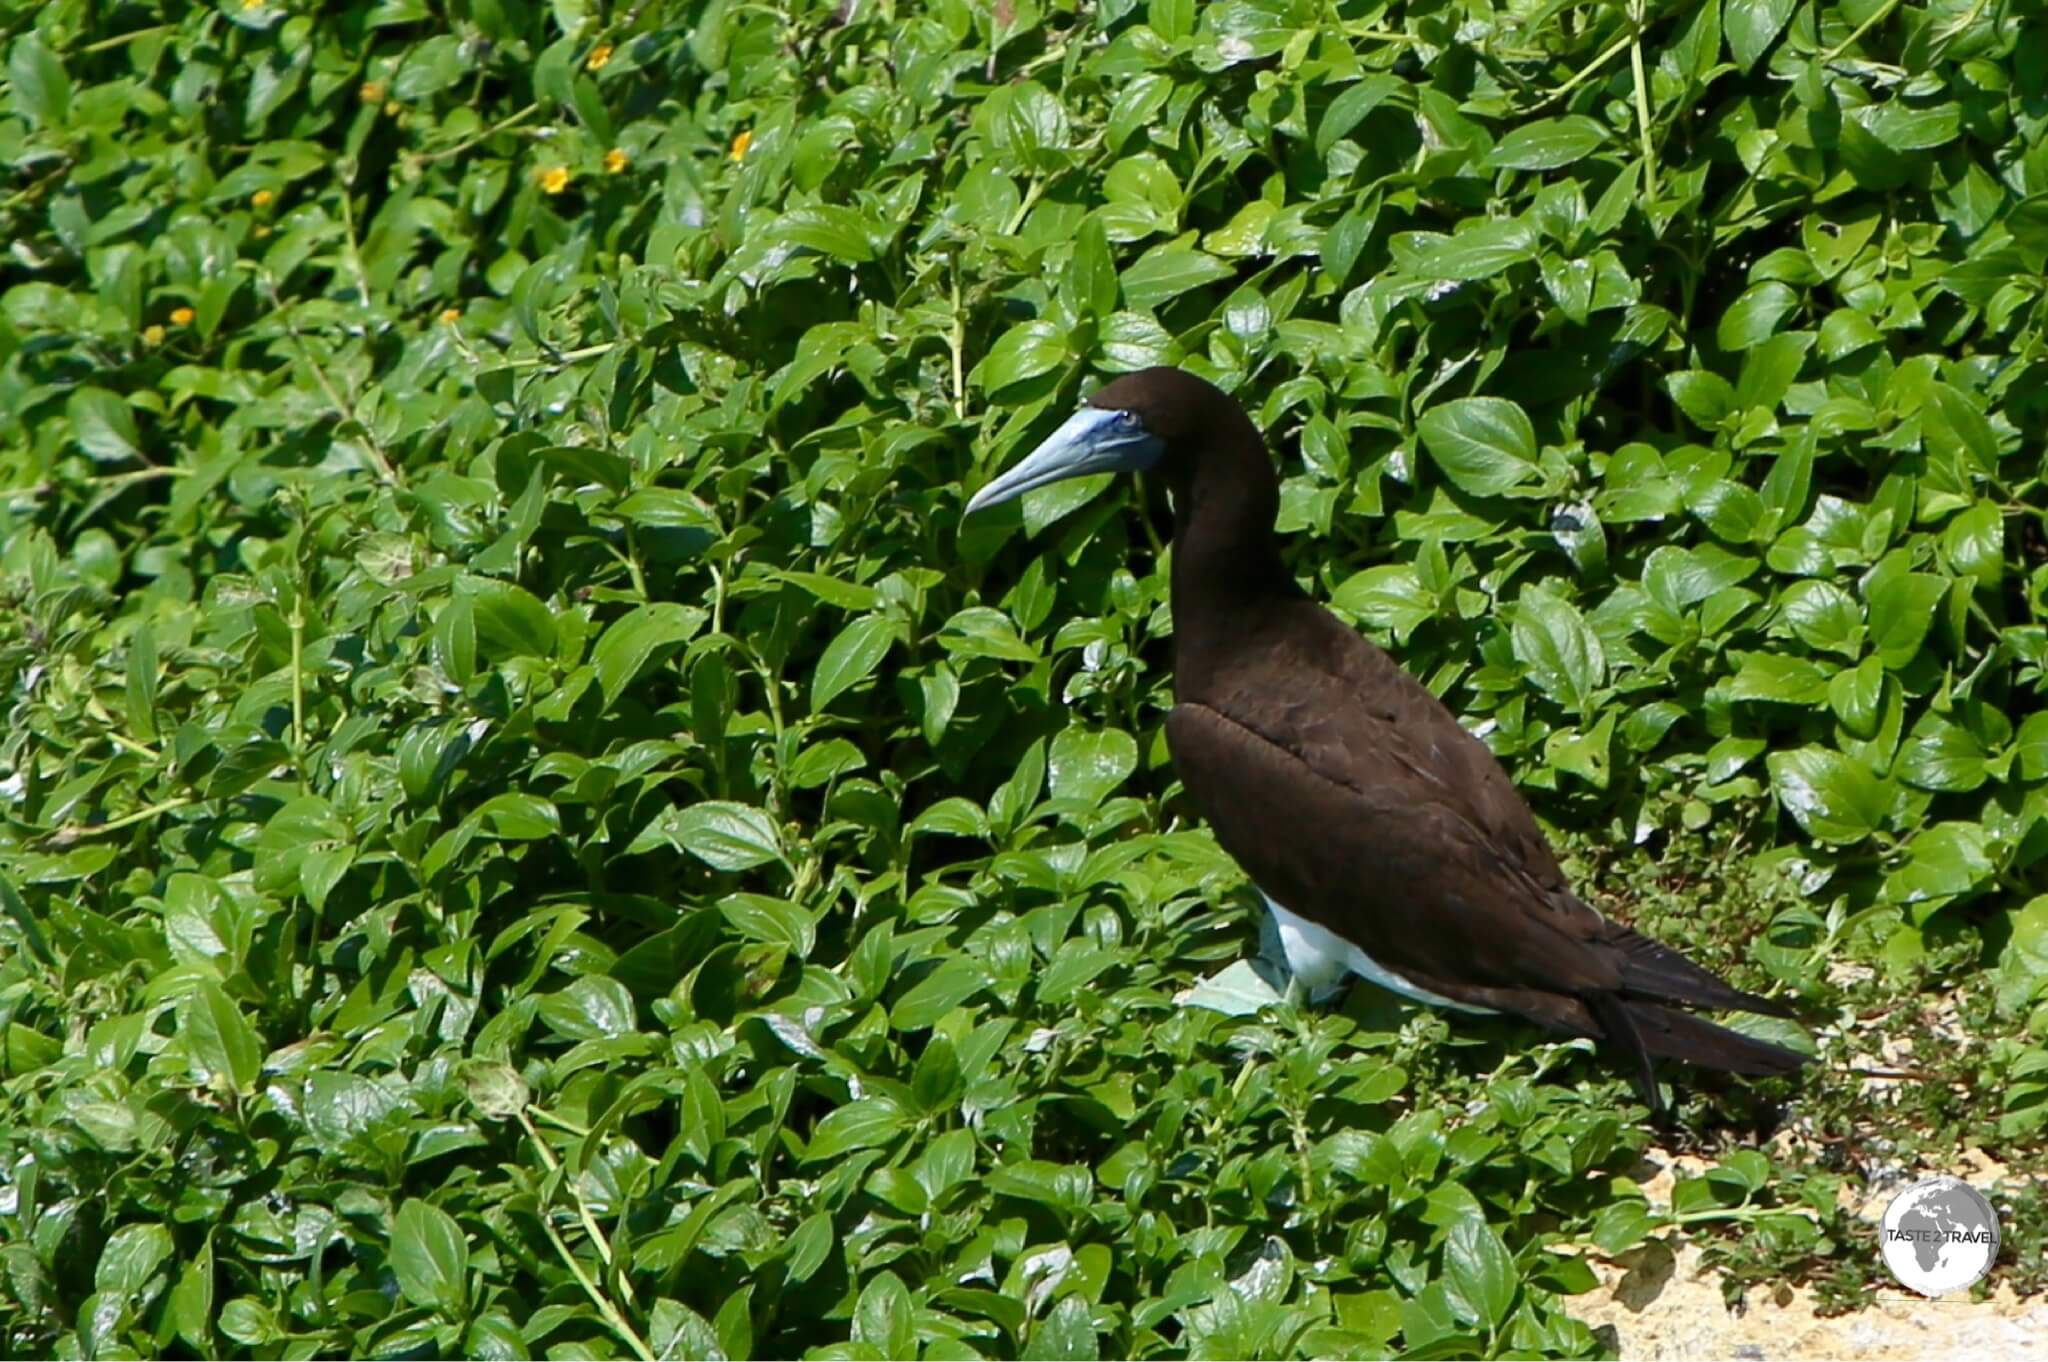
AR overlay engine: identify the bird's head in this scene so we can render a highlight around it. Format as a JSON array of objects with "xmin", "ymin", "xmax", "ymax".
[{"xmin": 963, "ymin": 366, "xmax": 1250, "ymax": 514}]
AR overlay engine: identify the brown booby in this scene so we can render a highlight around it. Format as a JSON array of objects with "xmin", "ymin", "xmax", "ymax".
[{"xmin": 965, "ymin": 366, "xmax": 1807, "ymax": 1110}]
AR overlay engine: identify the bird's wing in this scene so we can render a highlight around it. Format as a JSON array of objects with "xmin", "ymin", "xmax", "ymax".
[{"xmin": 1164, "ymin": 693, "xmax": 1621, "ymax": 1019}]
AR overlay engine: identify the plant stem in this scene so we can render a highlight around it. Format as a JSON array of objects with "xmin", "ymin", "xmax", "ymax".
[
  {"xmin": 80, "ymin": 24, "xmax": 172, "ymax": 52},
  {"xmin": 52, "ymin": 795, "xmax": 195, "ymax": 842},
  {"xmin": 270, "ymin": 287, "xmax": 401, "ymax": 486},
  {"xmin": 289, "ymin": 596, "xmax": 308, "ymax": 790},
  {"xmin": 516, "ymin": 1109, "xmax": 626, "ymax": 1276},
  {"xmin": 1004, "ymin": 178, "xmax": 1044, "ymax": 238},
  {"xmin": 950, "ymin": 263, "xmax": 968, "ymax": 421},
  {"xmin": 107, "ymin": 729, "xmax": 161, "ymax": 762},
  {"xmin": 410, "ymin": 102, "xmax": 540, "ymax": 166},
  {"xmin": 498, "ymin": 341, "xmax": 620, "ymax": 370},
  {"xmin": 1527, "ymin": 31, "xmax": 1632, "ymax": 113},
  {"xmin": 537, "ymin": 1216, "xmax": 657, "ymax": 1362},
  {"xmin": 1823, "ymin": 0, "xmax": 1904, "ymax": 61},
  {"xmin": 1628, "ymin": 2, "xmax": 1659, "ymax": 211}
]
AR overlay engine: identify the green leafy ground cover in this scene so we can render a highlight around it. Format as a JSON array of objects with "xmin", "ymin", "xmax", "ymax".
[{"xmin": 5, "ymin": 0, "xmax": 2048, "ymax": 1355}]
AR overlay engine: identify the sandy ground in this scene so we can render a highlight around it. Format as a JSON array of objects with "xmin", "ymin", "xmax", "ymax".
[
  {"xmin": 1571, "ymin": 1144, "xmax": 2046, "ymax": 1360},
  {"xmin": 1569, "ymin": 962, "xmax": 2048, "ymax": 1359}
]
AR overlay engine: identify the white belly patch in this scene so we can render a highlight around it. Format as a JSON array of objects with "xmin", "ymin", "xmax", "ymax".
[{"xmin": 1262, "ymin": 893, "xmax": 1496, "ymax": 1014}]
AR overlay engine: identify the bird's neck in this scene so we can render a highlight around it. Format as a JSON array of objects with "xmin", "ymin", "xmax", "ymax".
[{"xmin": 1167, "ymin": 431, "xmax": 1300, "ymax": 663}]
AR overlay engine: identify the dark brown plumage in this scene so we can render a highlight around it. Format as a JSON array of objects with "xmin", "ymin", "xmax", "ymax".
[{"xmin": 967, "ymin": 366, "xmax": 1809, "ymax": 1110}]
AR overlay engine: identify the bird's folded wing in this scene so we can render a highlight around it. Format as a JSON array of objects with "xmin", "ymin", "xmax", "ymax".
[{"xmin": 1164, "ymin": 697, "xmax": 1622, "ymax": 1002}]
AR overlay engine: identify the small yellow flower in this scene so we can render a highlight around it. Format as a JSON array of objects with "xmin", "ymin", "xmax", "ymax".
[
  {"xmin": 241, "ymin": 0, "xmax": 263, "ymax": 10},
  {"xmin": 586, "ymin": 43, "xmax": 613, "ymax": 71},
  {"xmin": 142, "ymin": 325, "xmax": 165, "ymax": 347},
  {"xmin": 384, "ymin": 100, "xmax": 400, "ymax": 116},
  {"xmin": 360, "ymin": 81, "xmax": 384, "ymax": 103},
  {"xmin": 538, "ymin": 165, "xmax": 570, "ymax": 194},
  {"xmin": 254, "ymin": 225, "xmax": 272, "ymax": 238},
  {"xmin": 730, "ymin": 129, "xmax": 752, "ymax": 162},
  {"xmin": 252, "ymin": 189, "xmax": 275, "ymax": 207},
  {"xmin": 440, "ymin": 308, "xmax": 462, "ymax": 324},
  {"xmin": 604, "ymin": 147, "xmax": 628, "ymax": 174},
  {"xmin": 170, "ymin": 307, "xmax": 196, "ymax": 325}
]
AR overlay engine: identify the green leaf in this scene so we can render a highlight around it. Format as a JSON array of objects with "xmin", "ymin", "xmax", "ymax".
[
  {"xmin": 1393, "ymin": 218, "xmax": 1538, "ymax": 281},
  {"xmin": 0, "ymin": 873, "xmax": 54, "ymax": 968},
  {"xmin": 1727, "ymin": 652, "xmax": 1829, "ymax": 705},
  {"xmin": 96, "ymin": 1223, "xmax": 175, "ymax": 1296},
  {"xmin": 642, "ymin": 801, "xmax": 785, "ymax": 871},
  {"xmin": 981, "ymin": 319, "xmax": 1068, "ymax": 392},
  {"xmin": 1182, "ymin": 960, "xmax": 1286, "ymax": 1017},
  {"xmin": 539, "ymin": 975, "xmax": 637, "ymax": 1040},
  {"xmin": 891, "ymin": 957, "xmax": 992, "ymax": 1030},
  {"xmin": 1942, "ymin": 502, "xmax": 2004, "ymax": 585},
  {"xmin": 772, "ymin": 569, "xmax": 881, "ymax": 611},
  {"xmin": 806, "ymin": 1095, "xmax": 910, "ymax": 1162},
  {"xmin": 183, "ymin": 982, "xmax": 262, "ymax": 1095},
  {"xmin": 1332, "ymin": 564, "xmax": 1435, "ymax": 636},
  {"xmin": 1096, "ymin": 310, "xmax": 1174, "ymax": 370},
  {"xmin": 1896, "ymin": 714, "xmax": 1989, "ymax": 792},
  {"xmin": 168, "ymin": 1233, "xmax": 216, "ymax": 1351},
  {"xmin": 591, "ymin": 603, "xmax": 708, "ymax": 707},
  {"xmin": 2017, "ymin": 712, "xmax": 2048, "ymax": 781},
  {"xmin": 1065, "ymin": 213, "xmax": 1119, "ymax": 319},
  {"xmin": 1512, "ymin": 584, "xmax": 1604, "ymax": 714},
  {"xmin": 1025, "ymin": 1295, "xmax": 1100, "ymax": 1361},
  {"xmin": 1779, "ymin": 580, "xmax": 1863, "ymax": 656},
  {"xmin": 1734, "ymin": 331, "xmax": 1813, "ymax": 412},
  {"xmin": 776, "ymin": 205, "xmax": 876, "ymax": 262},
  {"xmin": 911, "ymin": 1033, "xmax": 962, "ymax": 1113},
  {"xmin": 1767, "ymin": 747, "xmax": 1891, "ymax": 845},
  {"xmin": 1725, "ymin": 0, "xmax": 1796, "ymax": 70},
  {"xmin": 1666, "ymin": 370, "xmax": 1737, "ymax": 428},
  {"xmin": 1048, "ymin": 725, "xmax": 1138, "ymax": 806},
  {"xmin": 989, "ymin": 81, "xmax": 1070, "ymax": 171},
  {"xmin": 1590, "ymin": 1200, "xmax": 1657, "ymax": 1254},
  {"xmin": 1717, "ymin": 282, "xmax": 1799, "ymax": 351},
  {"xmin": 853, "ymin": 1270, "xmax": 917, "ymax": 1358},
  {"xmin": 1829, "ymin": 655, "xmax": 1885, "ymax": 736},
  {"xmin": 392, "ymin": 1199, "xmax": 469, "ymax": 1317},
  {"xmin": 1316, "ymin": 74, "xmax": 1402, "ymax": 157},
  {"xmin": 649, "ymin": 1300, "xmax": 721, "ymax": 1361},
  {"xmin": 8, "ymin": 34, "xmax": 71, "ymax": 127},
  {"xmin": 1924, "ymin": 384, "xmax": 2000, "ymax": 477},
  {"xmin": 1442, "ymin": 1215, "xmax": 1517, "ymax": 1329},
  {"xmin": 1417, "ymin": 397, "xmax": 1540, "ymax": 497},
  {"xmin": 613, "ymin": 488, "xmax": 718, "ymax": 530},
  {"xmin": 219, "ymin": 1299, "xmax": 280, "ymax": 1347},
  {"xmin": 1857, "ymin": 101, "xmax": 1961, "ymax": 153},
  {"xmin": 985, "ymin": 1160, "xmax": 1093, "ymax": 1211},
  {"xmin": 470, "ymin": 581, "xmax": 558, "ymax": 659},
  {"xmin": 1120, "ymin": 246, "xmax": 1235, "ymax": 308},
  {"xmin": 812, "ymin": 615, "xmax": 896, "ymax": 711},
  {"xmin": 784, "ymin": 1211, "xmax": 835, "ymax": 1284},
  {"xmin": 1488, "ymin": 116, "xmax": 1609, "ymax": 170},
  {"xmin": 126, "ymin": 621, "xmax": 159, "ymax": 743},
  {"xmin": 67, "ymin": 387, "xmax": 142, "ymax": 462},
  {"xmin": 1867, "ymin": 571, "xmax": 1949, "ymax": 668},
  {"xmin": 1884, "ymin": 822, "xmax": 1993, "ymax": 916},
  {"xmin": 470, "ymin": 792, "xmax": 561, "ymax": 839}
]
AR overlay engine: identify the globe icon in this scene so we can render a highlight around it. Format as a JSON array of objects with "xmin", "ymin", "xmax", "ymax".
[{"xmin": 1879, "ymin": 1176, "xmax": 2000, "ymax": 1297}]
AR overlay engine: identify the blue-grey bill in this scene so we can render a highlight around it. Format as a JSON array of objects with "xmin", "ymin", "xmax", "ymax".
[{"xmin": 965, "ymin": 406, "xmax": 1165, "ymax": 514}]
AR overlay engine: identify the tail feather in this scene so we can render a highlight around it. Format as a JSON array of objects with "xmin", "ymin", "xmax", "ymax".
[
  {"xmin": 1606, "ymin": 925, "xmax": 1796, "ymax": 1019},
  {"xmin": 1589, "ymin": 991, "xmax": 1664, "ymax": 1113},
  {"xmin": 1622, "ymin": 999, "xmax": 1811, "ymax": 1077}
]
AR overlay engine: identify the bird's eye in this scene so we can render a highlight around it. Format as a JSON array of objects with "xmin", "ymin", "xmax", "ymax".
[{"xmin": 1115, "ymin": 410, "xmax": 1140, "ymax": 430}]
